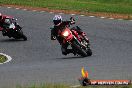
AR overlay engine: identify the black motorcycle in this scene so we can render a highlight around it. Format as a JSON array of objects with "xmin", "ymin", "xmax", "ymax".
[{"xmin": 2, "ymin": 18, "xmax": 27, "ymax": 41}]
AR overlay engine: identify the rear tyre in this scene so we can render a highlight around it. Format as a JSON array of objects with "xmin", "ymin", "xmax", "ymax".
[{"xmin": 72, "ymin": 40, "xmax": 87, "ymax": 57}]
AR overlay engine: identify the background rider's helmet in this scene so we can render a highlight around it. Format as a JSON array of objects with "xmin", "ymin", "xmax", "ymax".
[
  {"xmin": 53, "ymin": 15, "xmax": 62, "ymax": 25},
  {"xmin": 0, "ymin": 13, "xmax": 2, "ymax": 21}
]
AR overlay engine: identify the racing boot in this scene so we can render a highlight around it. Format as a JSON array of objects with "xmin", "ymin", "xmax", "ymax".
[{"xmin": 62, "ymin": 49, "xmax": 76, "ymax": 55}]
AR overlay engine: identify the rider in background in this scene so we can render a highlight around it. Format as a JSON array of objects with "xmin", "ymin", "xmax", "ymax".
[
  {"xmin": 0, "ymin": 13, "xmax": 21, "ymax": 36},
  {"xmin": 0, "ymin": 13, "xmax": 6, "ymax": 31},
  {"xmin": 51, "ymin": 15, "xmax": 89, "ymax": 55},
  {"xmin": 0, "ymin": 13, "xmax": 12, "ymax": 35}
]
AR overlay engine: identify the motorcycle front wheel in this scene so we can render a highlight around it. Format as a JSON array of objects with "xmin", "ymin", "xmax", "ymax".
[
  {"xmin": 17, "ymin": 30, "xmax": 27, "ymax": 41},
  {"xmin": 72, "ymin": 40, "xmax": 87, "ymax": 57},
  {"xmin": 86, "ymin": 48, "xmax": 92, "ymax": 56},
  {"xmin": 21, "ymin": 34, "xmax": 27, "ymax": 41}
]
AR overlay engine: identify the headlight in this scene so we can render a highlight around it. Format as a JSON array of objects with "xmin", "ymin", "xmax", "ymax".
[{"xmin": 63, "ymin": 31, "xmax": 69, "ymax": 37}]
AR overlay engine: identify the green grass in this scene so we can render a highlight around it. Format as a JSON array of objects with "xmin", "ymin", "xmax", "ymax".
[
  {"xmin": 0, "ymin": 54, "xmax": 7, "ymax": 63},
  {"xmin": 0, "ymin": 0, "xmax": 132, "ymax": 14},
  {"xmin": 15, "ymin": 84, "xmax": 132, "ymax": 88},
  {"xmin": 16, "ymin": 84, "xmax": 69, "ymax": 88}
]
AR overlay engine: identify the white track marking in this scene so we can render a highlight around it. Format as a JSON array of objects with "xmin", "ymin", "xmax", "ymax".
[
  {"xmin": 71, "ymin": 14, "xmax": 75, "ymax": 15},
  {"xmin": 89, "ymin": 16, "xmax": 95, "ymax": 17},
  {"xmin": 3, "ymin": 6, "xmax": 132, "ymax": 21},
  {"xmin": 80, "ymin": 15, "xmax": 85, "ymax": 16},
  {"xmin": 16, "ymin": 8, "xmax": 20, "ymax": 10},
  {"xmin": 0, "ymin": 53, "xmax": 12, "ymax": 64},
  {"xmin": 7, "ymin": 7, "xmax": 11, "ymax": 8},
  {"xmin": 40, "ymin": 11, "xmax": 45, "ymax": 13},
  {"xmin": 33, "ymin": 10, "xmax": 37, "ymax": 12},
  {"xmin": 23, "ymin": 9, "xmax": 27, "ymax": 11},
  {"xmin": 49, "ymin": 12, "xmax": 54, "ymax": 13},
  {"xmin": 59, "ymin": 13, "xmax": 64, "ymax": 14},
  {"xmin": 109, "ymin": 18, "xmax": 114, "ymax": 19},
  {"xmin": 100, "ymin": 17, "xmax": 105, "ymax": 19}
]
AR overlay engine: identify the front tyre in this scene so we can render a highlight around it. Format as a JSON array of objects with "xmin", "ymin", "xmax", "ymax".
[
  {"xmin": 86, "ymin": 48, "xmax": 92, "ymax": 56},
  {"xmin": 72, "ymin": 40, "xmax": 87, "ymax": 57},
  {"xmin": 21, "ymin": 34, "xmax": 27, "ymax": 41},
  {"xmin": 17, "ymin": 30, "xmax": 27, "ymax": 41}
]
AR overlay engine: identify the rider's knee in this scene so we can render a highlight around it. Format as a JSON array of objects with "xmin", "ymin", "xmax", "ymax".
[{"xmin": 61, "ymin": 46, "xmax": 67, "ymax": 55}]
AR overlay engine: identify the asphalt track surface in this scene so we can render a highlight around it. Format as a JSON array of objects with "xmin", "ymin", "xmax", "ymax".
[{"xmin": 0, "ymin": 7, "xmax": 132, "ymax": 87}]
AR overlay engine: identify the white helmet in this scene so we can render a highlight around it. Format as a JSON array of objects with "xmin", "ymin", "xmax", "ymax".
[{"xmin": 53, "ymin": 15, "xmax": 62, "ymax": 25}]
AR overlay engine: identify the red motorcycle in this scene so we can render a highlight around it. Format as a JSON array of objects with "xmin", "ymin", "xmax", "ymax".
[
  {"xmin": 59, "ymin": 27, "xmax": 92, "ymax": 57},
  {"xmin": 1, "ymin": 17, "xmax": 27, "ymax": 41}
]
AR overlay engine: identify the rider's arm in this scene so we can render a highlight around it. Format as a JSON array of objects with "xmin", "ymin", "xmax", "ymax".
[
  {"xmin": 51, "ymin": 28, "xmax": 56, "ymax": 40},
  {"xmin": 63, "ymin": 17, "xmax": 75, "ymax": 26}
]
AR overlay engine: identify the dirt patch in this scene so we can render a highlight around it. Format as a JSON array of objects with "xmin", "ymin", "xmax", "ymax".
[{"xmin": 1, "ymin": 4, "xmax": 132, "ymax": 20}]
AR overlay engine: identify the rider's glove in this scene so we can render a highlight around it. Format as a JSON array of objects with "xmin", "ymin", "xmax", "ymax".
[
  {"xmin": 51, "ymin": 35, "xmax": 56, "ymax": 40},
  {"xmin": 70, "ymin": 17, "xmax": 75, "ymax": 24},
  {"xmin": 70, "ymin": 17, "xmax": 75, "ymax": 21}
]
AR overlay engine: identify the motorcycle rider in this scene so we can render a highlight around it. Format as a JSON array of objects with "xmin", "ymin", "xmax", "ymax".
[
  {"xmin": 51, "ymin": 15, "xmax": 89, "ymax": 55},
  {"xmin": 0, "ymin": 13, "xmax": 5, "ymax": 31},
  {"xmin": 0, "ymin": 13, "xmax": 12, "ymax": 35},
  {"xmin": 0, "ymin": 13, "xmax": 21, "ymax": 36}
]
